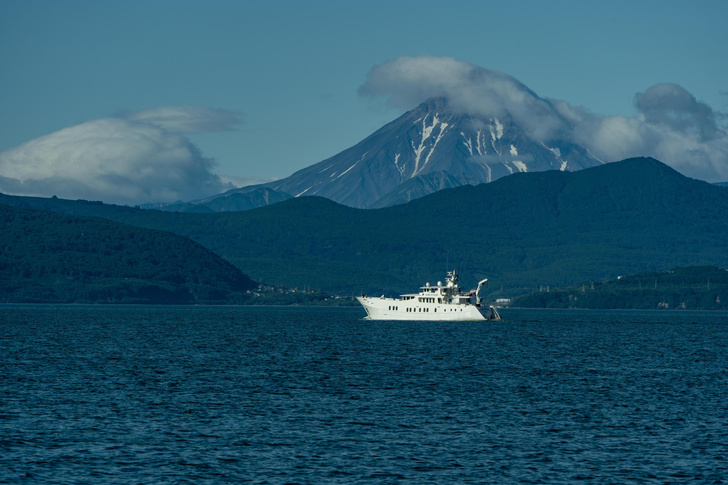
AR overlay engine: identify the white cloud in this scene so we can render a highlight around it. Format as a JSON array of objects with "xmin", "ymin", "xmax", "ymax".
[
  {"xmin": 588, "ymin": 84, "xmax": 728, "ymax": 181},
  {"xmin": 360, "ymin": 56, "xmax": 728, "ymax": 182},
  {"xmin": 0, "ymin": 106, "xmax": 241, "ymax": 205},
  {"xmin": 359, "ymin": 56, "xmax": 567, "ymax": 143}
]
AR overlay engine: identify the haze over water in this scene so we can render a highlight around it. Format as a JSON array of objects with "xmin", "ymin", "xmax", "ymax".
[{"xmin": 2, "ymin": 305, "xmax": 727, "ymax": 483}]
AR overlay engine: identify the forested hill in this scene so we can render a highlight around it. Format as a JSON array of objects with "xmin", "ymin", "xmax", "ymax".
[
  {"xmin": 2, "ymin": 157, "xmax": 728, "ymax": 297},
  {"xmin": 0, "ymin": 204, "xmax": 256, "ymax": 304},
  {"xmin": 511, "ymin": 266, "xmax": 728, "ymax": 310}
]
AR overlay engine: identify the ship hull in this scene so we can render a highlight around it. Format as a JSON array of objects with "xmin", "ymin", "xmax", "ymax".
[{"xmin": 357, "ymin": 296, "xmax": 499, "ymax": 321}]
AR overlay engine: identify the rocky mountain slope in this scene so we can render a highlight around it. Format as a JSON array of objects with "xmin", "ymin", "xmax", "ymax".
[{"xmin": 208, "ymin": 97, "xmax": 604, "ymax": 210}]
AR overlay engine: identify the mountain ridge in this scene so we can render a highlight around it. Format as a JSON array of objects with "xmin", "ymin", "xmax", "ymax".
[{"xmin": 2, "ymin": 157, "xmax": 727, "ymax": 296}]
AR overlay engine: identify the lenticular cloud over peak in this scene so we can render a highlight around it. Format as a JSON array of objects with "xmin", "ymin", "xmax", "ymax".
[
  {"xmin": 360, "ymin": 56, "xmax": 728, "ymax": 182},
  {"xmin": 360, "ymin": 56, "xmax": 569, "ymax": 142},
  {"xmin": 0, "ymin": 106, "xmax": 238, "ymax": 205},
  {"xmin": 359, "ymin": 56, "xmax": 539, "ymax": 115},
  {"xmin": 120, "ymin": 105, "xmax": 242, "ymax": 134}
]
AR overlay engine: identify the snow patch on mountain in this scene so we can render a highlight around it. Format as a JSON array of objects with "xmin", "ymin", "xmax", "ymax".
[
  {"xmin": 421, "ymin": 120, "xmax": 449, "ymax": 174},
  {"xmin": 492, "ymin": 119, "xmax": 504, "ymax": 140},
  {"xmin": 393, "ymin": 153, "xmax": 405, "ymax": 176},
  {"xmin": 462, "ymin": 130, "xmax": 489, "ymax": 157},
  {"xmin": 296, "ymin": 186, "xmax": 314, "ymax": 197},
  {"xmin": 336, "ymin": 152, "xmax": 367, "ymax": 180},
  {"xmin": 411, "ymin": 114, "xmax": 451, "ymax": 175}
]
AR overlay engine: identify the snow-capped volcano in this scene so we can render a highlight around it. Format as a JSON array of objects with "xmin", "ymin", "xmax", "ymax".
[
  {"xmin": 193, "ymin": 96, "xmax": 604, "ymax": 211},
  {"xmin": 263, "ymin": 97, "xmax": 603, "ymax": 208}
]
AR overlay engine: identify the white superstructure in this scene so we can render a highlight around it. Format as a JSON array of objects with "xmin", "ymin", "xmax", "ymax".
[{"xmin": 357, "ymin": 270, "xmax": 502, "ymax": 321}]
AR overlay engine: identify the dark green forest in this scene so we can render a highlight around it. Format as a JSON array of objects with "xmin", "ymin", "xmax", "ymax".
[
  {"xmin": 511, "ymin": 266, "xmax": 728, "ymax": 310},
  {"xmin": 0, "ymin": 204, "xmax": 256, "ymax": 304},
  {"xmin": 3, "ymin": 158, "xmax": 728, "ymax": 298}
]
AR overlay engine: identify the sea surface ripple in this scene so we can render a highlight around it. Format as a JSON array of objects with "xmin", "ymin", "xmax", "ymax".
[{"xmin": 2, "ymin": 306, "xmax": 728, "ymax": 483}]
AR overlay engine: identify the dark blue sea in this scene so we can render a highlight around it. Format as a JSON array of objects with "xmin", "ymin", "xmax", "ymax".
[{"xmin": 2, "ymin": 305, "xmax": 728, "ymax": 484}]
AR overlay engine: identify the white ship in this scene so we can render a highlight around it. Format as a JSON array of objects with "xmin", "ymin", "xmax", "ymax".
[{"xmin": 357, "ymin": 270, "xmax": 502, "ymax": 321}]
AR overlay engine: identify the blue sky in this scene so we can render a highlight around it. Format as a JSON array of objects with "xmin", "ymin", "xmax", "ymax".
[{"xmin": 1, "ymin": 0, "xmax": 726, "ymax": 204}]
